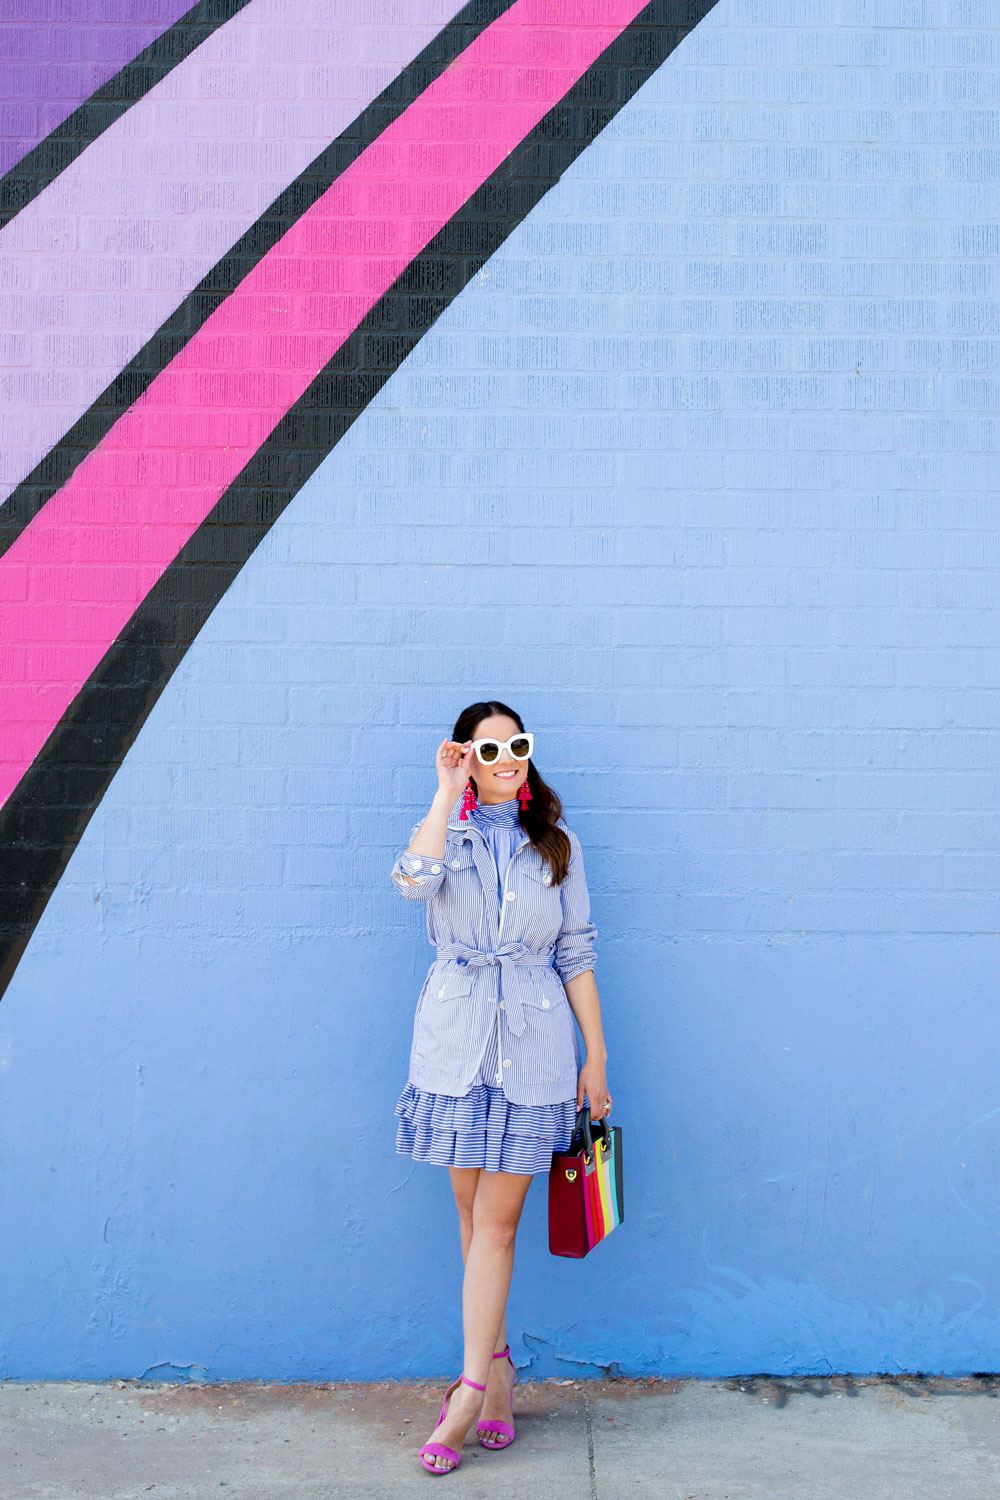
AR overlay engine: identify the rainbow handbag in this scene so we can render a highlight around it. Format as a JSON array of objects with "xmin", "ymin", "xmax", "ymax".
[{"xmin": 548, "ymin": 1105, "xmax": 624, "ymax": 1258}]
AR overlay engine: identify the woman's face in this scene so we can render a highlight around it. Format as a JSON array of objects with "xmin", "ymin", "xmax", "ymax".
[{"xmin": 468, "ymin": 713, "xmax": 529, "ymax": 804}]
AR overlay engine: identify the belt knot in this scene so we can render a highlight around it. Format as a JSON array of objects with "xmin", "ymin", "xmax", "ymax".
[{"xmin": 435, "ymin": 941, "xmax": 553, "ymax": 1037}]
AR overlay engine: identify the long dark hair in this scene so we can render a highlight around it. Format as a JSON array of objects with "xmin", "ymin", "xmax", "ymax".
[{"xmin": 451, "ymin": 700, "xmax": 572, "ymax": 886}]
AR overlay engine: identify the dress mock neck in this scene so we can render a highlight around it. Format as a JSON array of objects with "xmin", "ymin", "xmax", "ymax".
[{"xmin": 471, "ymin": 795, "xmax": 521, "ymax": 824}]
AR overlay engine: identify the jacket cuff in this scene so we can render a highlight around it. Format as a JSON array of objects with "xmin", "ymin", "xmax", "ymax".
[
  {"xmin": 391, "ymin": 848, "xmax": 447, "ymax": 898},
  {"xmin": 400, "ymin": 851, "xmax": 445, "ymax": 877},
  {"xmin": 555, "ymin": 957, "xmax": 596, "ymax": 985}
]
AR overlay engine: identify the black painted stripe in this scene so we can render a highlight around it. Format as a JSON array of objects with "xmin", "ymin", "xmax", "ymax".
[
  {"xmin": 0, "ymin": 0, "xmax": 258, "ymax": 232},
  {"xmin": 0, "ymin": 0, "xmax": 721, "ymax": 999},
  {"xmin": 0, "ymin": 0, "xmax": 520, "ymax": 562}
]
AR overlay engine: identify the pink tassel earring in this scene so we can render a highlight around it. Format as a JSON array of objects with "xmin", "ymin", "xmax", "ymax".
[
  {"xmin": 517, "ymin": 777, "xmax": 532, "ymax": 809},
  {"xmin": 459, "ymin": 779, "xmax": 478, "ymax": 820}
]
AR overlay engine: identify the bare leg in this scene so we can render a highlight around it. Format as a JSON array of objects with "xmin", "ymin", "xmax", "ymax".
[
  {"xmin": 449, "ymin": 1165, "xmax": 479, "ymax": 1268},
  {"xmin": 476, "ymin": 1299, "xmax": 518, "ymax": 1446},
  {"xmin": 448, "ymin": 1166, "xmax": 510, "ymax": 1355},
  {"xmin": 420, "ymin": 1167, "xmax": 533, "ymax": 1471},
  {"xmin": 458, "ymin": 1161, "xmax": 520, "ymax": 1446}
]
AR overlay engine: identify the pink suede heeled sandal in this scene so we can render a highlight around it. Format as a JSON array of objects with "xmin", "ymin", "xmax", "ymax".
[
  {"xmin": 476, "ymin": 1345, "xmax": 517, "ymax": 1450},
  {"xmin": 418, "ymin": 1372, "xmax": 487, "ymax": 1475}
]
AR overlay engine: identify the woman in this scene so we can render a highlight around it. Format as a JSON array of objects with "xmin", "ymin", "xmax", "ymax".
[{"xmin": 391, "ymin": 700, "xmax": 612, "ymax": 1475}]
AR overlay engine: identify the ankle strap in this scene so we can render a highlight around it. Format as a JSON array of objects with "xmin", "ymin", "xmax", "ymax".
[
  {"xmin": 492, "ymin": 1345, "xmax": 511, "ymax": 1358},
  {"xmin": 462, "ymin": 1374, "xmax": 487, "ymax": 1391}
]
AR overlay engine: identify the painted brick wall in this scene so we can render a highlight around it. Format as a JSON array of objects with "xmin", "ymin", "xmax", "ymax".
[
  {"xmin": 1, "ymin": 0, "xmax": 999, "ymax": 1379},
  {"xmin": 0, "ymin": 0, "xmax": 194, "ymax": 176}
]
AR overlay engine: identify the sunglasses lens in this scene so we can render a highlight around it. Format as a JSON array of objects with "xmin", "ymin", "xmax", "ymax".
[
  {"xmin": 510, "ymin": 737, "xmax": 530, "ymax": 759},
  {"xmin": 479, "ymin": 742, "xmax": 500, "ymax": 763}
]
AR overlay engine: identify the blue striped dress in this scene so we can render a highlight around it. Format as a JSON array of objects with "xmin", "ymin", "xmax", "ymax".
[{"xmin": 394, "ymin": 794, "xmax": 579, "ymax": 1174}]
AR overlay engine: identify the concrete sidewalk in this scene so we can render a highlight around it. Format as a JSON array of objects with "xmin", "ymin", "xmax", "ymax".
[{"xmin": 2, "ymin": 1373, "xmax": 998, "ymax": 1499}]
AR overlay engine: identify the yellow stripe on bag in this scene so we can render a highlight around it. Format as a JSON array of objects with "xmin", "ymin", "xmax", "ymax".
[
  {"xmin": 605, "ymin": 1143, "xmax": 620, "ymax": 1230},
  {"xmin": 595, "ymin": 1140, "xmax": 616, "ymax": 1237}
]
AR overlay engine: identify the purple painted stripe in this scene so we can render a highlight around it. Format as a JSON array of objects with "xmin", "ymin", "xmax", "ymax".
[
  {"xmin": 0, "ymin": 0, "xmax": 469, "ymax": 504},
  {"xmin": 0, "ymin": 1, "xmax": 195, "ymax": 177}
]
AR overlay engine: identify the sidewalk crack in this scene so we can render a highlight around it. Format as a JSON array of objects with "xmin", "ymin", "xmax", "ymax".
[{"xmin": 582, "ymin": 1389, "xmax": 598, "ymax": 1500}]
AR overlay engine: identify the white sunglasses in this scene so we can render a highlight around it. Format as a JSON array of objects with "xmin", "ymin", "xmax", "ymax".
[{"xmin": 471, "ymin": 732, "xmax": 533, "ymax": 766}]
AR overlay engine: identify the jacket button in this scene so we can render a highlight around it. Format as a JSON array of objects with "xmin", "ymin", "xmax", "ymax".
[
  {"xmin": 451, "ymin": 859, "xmax": 461, "ymax": 868},
  {"xmin": 499, "ymin": 1001, "xmax": 505, "ymax": 1009},
  {"xmin": 505, "ymin": 891, "xmax": 516, "ymax": 901},
  {"xmin": 430, "ymin": 865, "xmax": 440, "ymax": 874},
  {"xmin": 437, "ymin": 988, "xmax": 445, "ymax": 998},
  {"xmin": 542, "ymin": 999, "xmax": 550, "ymax": 1009},
  {"xmin": 503, "ymin": 1059, "xmax": 511, "ymax": 1067},
  {"xmin": 543, "ymin": 874, "xmax": 551, "ymax": 885},
  {"xmin": 495, "ymin": 1073, "xmax": 503, "ymax": 1084},
  {"xmin": 412, "ymin": 858, "xmax": 422, "ymax": 870}
]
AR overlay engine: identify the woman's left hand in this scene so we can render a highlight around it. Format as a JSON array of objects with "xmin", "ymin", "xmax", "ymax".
[{"xmin": 577, "ymin": 1057, "xmax": 612, "ymax": 1121}]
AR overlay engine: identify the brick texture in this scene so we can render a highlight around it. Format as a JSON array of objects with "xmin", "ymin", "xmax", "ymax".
[{"xmin": 1, "ymin": 0, "xmax": 999, "ymax": 1381}]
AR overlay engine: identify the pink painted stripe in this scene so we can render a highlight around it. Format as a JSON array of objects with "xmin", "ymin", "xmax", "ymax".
[{"xmin": 0, "ymin": 0, "xmax": 647, "ymax": 810}]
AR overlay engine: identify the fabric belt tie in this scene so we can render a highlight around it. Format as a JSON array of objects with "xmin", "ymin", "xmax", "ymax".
[{"xmin": 435, "ymin": 940, "xmax": 554, "ymax": 1038}]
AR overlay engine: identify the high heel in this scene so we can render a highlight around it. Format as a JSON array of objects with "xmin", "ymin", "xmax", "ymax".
[
  {"xmin": 418, "ymin": 1372, "xmax": 487, "ymax": 1475},
  {"xmin": 476, "ymin": 1345, "xmax": 517, "ymax": 1450}
]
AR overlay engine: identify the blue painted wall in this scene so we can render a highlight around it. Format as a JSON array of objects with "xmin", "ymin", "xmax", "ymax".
[{"xmin": 3, "ymin": 0, "xmax": 1000, "ymax": 1378}]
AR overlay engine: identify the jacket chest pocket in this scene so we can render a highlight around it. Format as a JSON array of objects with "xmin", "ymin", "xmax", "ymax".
[
  {"xmin": 443, "ymin": 841, "xmax": 476, "ymax": 872},
  {"xmin": 518, "ymin": 862, "xmax": 561, "ymax": 934},
  {"xmin": 440, "ymin": 843, "xmax": 479, "ymax": 898},
  {"xmin": 521, "ymin": 858, "xmax": 557, "ymax": 893}
]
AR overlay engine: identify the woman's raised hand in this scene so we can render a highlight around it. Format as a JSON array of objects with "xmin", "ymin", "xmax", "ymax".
[{"xmin": 435, "ymin": 736, "xmax": 475, "ymax": 796}]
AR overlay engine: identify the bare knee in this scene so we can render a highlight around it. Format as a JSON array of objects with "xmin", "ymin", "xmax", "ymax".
[
  {"xmin": 449, "ymin": 1168, "xmax": 478, "ymax": 1235},
  {"xmin": 472, "ymin": 1207, "xmax": 520, "ymax": 1252},
  {"xmin": 469, "ymin": 1171, "xmax": 532, "ymax": 1253},
  {"xmin": 456, "ymin": 1200, "xmax": 475, "ymax": 1239}
]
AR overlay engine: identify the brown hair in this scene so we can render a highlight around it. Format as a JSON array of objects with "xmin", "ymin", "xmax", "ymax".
[{"xmin": 451, "ymin": 700, "xmax": 572, "ymax": 886}]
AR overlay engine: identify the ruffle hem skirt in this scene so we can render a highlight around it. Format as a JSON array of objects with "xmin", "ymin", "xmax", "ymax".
[{"xmin": 395, "ymin": 1081, "xmax": 578, "ymax": 1175}]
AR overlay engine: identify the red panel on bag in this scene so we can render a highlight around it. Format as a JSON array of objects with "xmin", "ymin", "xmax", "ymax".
[{"xmin": 548, "ymin": 1153, "xmax": 588, "ymax": 1258}]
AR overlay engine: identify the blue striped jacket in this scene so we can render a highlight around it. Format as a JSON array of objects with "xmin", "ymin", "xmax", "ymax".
[{"xmin": 391, "ymin": 790, "xmax": 597, "ymax": 1106}]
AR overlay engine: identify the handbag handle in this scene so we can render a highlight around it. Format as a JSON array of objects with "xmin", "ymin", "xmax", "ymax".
[{"xmin": 569, "ymin": 1104, "xmax": 610, "ymax": 1159}]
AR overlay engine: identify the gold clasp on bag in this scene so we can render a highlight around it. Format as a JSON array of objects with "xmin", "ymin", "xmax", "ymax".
[{"xmin": 565, "ymin": 1169, "xmax": 577, "ymax": 1181}]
